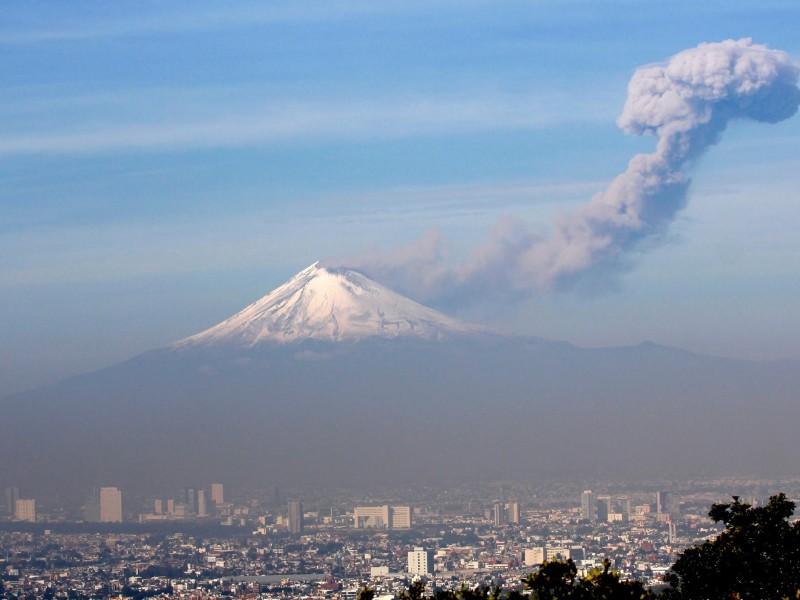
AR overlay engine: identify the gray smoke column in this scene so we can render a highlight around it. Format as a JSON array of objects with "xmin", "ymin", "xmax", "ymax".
[
  {"xmin": 326, "ymin": 39, "xmax": 800, "ymax": 302},
  {"xmin": 524, "ymin": 37, "xmax": 800, "ymax": 287}
]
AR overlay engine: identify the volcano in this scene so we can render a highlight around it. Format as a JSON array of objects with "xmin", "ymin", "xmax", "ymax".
[
  {"xmin": 1, "ymin": 264, "xmax": 799, "ymax": 502},
  {"xmin": 174, "ymin": 262, "xmax": 494, "ymax": 348}
]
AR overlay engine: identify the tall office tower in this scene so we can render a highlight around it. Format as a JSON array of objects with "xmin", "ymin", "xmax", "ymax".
[
  {"xmin": 655, "ymin": 491, "xmax": 668, "ymax": 513},
  {"xmin": 580, "ymin": 490, "xmax": 595, "ymax": 521},
  {"xmin": 153, "ymin": 499, "xmax": 163, "ymax": 515},
  {"xmin": 287, "ymin": 499, "xmax": 304, "ymax": 534},
  {"xmin": 596, "ymin": 496, "xmax": 612, "ymax": 522},
  {"xmin": 197, "ymin": 490, "xmax": 208, "ymax": 517},
  {"xmin": 656, "ymin": 491, "xmax": 680, "ymax": 518},
  {"xmin": 407, "ymin": 547, "xmax": 434, "ymax": 576},
  {"xmin": 493, "ymin": 502, "xmax": 506, "ymax": 526},
  {"xmin": 184, "ymin": 488, "xmax": 197, "ymax": 514},
  {"xmin": 5, "ymin": 486, "xmax": 19, "ymax": 516},
  {"xmin": 617, "ymin": 496, "xmax": 632, "ymax": 520},
  {"xmin": 666, "ymin": 494, "xmax": 681, "ymax": 518},
  {"xmin": 14, "ymin": 498, "xmax": 35, "ymax": 522},
  {"xmin": 84, "ymin": 489, "xmax": 101, "ymax": 522},
  {"xmin": 506, "ymin": 502, "xmax": 520, "ymax": 524},
  {"xmin": 100, "ymin": 487, "xmax": 123, "ymax": 522},
  {"xmin": 211, "ymin": 483, "xmax": 224, "ymax": 505}
]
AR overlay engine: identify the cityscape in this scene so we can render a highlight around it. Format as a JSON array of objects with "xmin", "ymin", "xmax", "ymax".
[{"xmin": 2, "ymin": 477, "xmax": 798, "ymax": 597}]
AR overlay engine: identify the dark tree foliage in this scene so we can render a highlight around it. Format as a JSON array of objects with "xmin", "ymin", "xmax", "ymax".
[
  {"xmin": 382, "ymin": 559, "xmax": 652, "ymax": 600},
  {"xmin": 523, "ymin": 559, "xmax": 654, "ymax": 600},
  {"xmin": 661, "ymin": 493, "xmax": 800, "ymax": 600}
]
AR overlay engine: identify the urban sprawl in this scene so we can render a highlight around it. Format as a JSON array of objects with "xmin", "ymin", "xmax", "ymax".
[{"xmin": 2, "ymin": 478, "xmax": 799, "ymax": 599}]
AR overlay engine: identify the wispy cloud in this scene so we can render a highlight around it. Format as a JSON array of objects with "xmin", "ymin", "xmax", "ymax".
[
  {"xmin": 0, "ymin": 90, "xmax": 615, "ymax": 155},
  {"xmin": 0, "ymin": 1, "xmax": 482, "ymax": 44},
  {"xmin": 0, "ymin": 178, "xmax": 606, "ymax": 287}
]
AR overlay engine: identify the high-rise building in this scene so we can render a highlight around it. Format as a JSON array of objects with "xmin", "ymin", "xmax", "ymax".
[
  {"xmin": 197, "ymin": 490, "xmax": 208, "ymax": 517},
  {"xmin": 655, "ymin": 491, "xmax": 668, "ymax": 513},
  {"xmin": 596, "ymin": 496, "xmax": 612, "ymax": 522},
  {"xmin": 14, "ymin": 498, "xmax": 35, "ymax": 522},
  {"xmin": 493, "ymin": 502, "xmax": 506, "ymax": 526},
  {"xmin": 618, "ymin": 496, "xmax": 631, "ymax": 520},
  {"xmin": 506, "ymin": 502, "xmax": 520, "ymax": 524},
  {"xmin": 84, "ymin": 489, "xmax": 101, "ymax": 522},
  {"xmin": 353, "ymin": 505, "xmax": 412, "ymax": 529},
  {"xmin": 580, "ymin": 490, "xmax": 595, "ymax": 521},
  {"xmin": 100, "ymin": 487, "xmax": 123, "ymax": 522},
  {"xmin": 656, "ymin": 491, "xmax": 680, "ymax": 519},
  {"xmin": 390, "ymin": 505, "xmax": 412, "ymax": 529},
  {"xmin": 287, "ymin": 499, "xmax": 304, "ymax": 534},
  {"xmin": 407, "ymin": 547, "xmax": 434, "ymax": 576},
  {"xmin": 354, "ymin": 505, "xmax": 389, "ymax": 528},
  {"xmin": 211, "ymin": 483, "xmax": 224, "ymax": 506},
  {"xmin": 184, "ymin": 488, "xmax": 197, "ymax": 514},
  {"xmin": 667, "ymin": 494, "xmax": 681, "ymax": 518},
  {"xmin": 4, "ymin": 486, "xmax": 19, "ymax": 516}
]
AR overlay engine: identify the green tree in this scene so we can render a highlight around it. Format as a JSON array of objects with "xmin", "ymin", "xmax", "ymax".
[
  {"xmin": 522, "ymin": 559, "xmax": 653, "ymax": 599},
  {"xmin": 578, "ymin": 560, "xmax": 655, "ymax": 599},
  {"xmin": 523, "ymin": 559, "xmax": 578, "ymax": 599},
  {"xmin": 661, "ymin": 493, "xmax": 800, "ymax": 600},
  {"xmin": 357, "ymin": 587, "xmax": 375, "ymax": 600},
  {"xmin": 398, "ymin": 581, "xmax": 427, "ymax": 600}
]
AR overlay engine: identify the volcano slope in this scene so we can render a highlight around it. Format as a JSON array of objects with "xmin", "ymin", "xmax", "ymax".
[{"xmin": 2, "ymin": 264, "xmax": 798, "ymax": 499}]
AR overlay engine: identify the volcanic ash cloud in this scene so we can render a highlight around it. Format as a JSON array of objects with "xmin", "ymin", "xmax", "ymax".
[{"xmin": 328, "ymin": 39, "xmax": 800, "ymax": 304}]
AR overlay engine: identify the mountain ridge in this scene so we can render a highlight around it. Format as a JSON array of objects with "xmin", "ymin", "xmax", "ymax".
[{"xmin": 2, "ymin": 265, "xmax": 799, "ymax": 501}]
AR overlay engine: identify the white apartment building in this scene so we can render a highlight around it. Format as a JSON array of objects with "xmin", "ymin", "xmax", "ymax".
[
  {"xmin": 15, "ymin": 498, "xmax": 35, "ymax": 523},
  {"xmin": 407, "ymin": 547, "xmax": 433, "ymax": 576},
  {"xmin": 100, "ymin": 487, "xmax": 122, "ymax": 522}
]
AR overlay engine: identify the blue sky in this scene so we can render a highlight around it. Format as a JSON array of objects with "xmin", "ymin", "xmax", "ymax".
[{"xmin": 2, "ymin": 1, "xmax": 800, "ymax": 394}]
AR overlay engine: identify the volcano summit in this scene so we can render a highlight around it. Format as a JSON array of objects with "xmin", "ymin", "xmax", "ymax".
[{"xmin": 174, "ymin": 262, "xmax": 491, "ymax": 348}]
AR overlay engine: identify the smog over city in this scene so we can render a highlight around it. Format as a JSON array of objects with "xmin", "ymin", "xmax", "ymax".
[{"xmin": 2, "ymin": 3, "xmax": 800, "ymax": 598}]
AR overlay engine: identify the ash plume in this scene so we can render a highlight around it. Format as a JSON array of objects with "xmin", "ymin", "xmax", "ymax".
[{"xmin": 324, "ymin": 39, "xmax": 800, "ymax": 305}]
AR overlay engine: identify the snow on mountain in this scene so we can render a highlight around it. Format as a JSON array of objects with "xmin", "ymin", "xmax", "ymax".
[{"xmin": 172, "ymin": 262, "xmax": 494, "ymax": 348}]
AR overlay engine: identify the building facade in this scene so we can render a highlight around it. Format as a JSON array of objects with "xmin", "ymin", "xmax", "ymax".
[
  {"xmin": 14, "ymin": 498, "xmax": 35, "ymax": 522},
  {"xmin": 211, "ymin": 483, "xmax": 224, "ymax": 506},
  {"xmin": 288, "ymin": 499, "xmax": 304, "ymax": 534},
  {"xmin": 100, "ymin": 487, "xmax": 123, "ymax": 522},
  {"xmin": 354, "ymin": 505, "xmax": 411, "ymax": 529},
  {"xmin": 580, "ymin": 490, "xmax": 595, "ymax": 521},
  {"xmin": 407, "ymin": 547, "xmax": 433, "ymax": 576}
]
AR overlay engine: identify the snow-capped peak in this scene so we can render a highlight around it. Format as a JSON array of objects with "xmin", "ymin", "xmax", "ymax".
[{"xmin": 172, "ymin": 262, "xmax": 492, "ymax": 348}]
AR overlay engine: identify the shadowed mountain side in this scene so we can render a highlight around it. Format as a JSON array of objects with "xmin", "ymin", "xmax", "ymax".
[{"xmin": 1, "ymin": 337, "xmax": 798, "ymax": 501}]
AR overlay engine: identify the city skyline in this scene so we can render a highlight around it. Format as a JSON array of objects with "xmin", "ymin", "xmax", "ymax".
[{"xmin": 2, "ymin": 2, "xmax": 800, "ymax": 396}]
